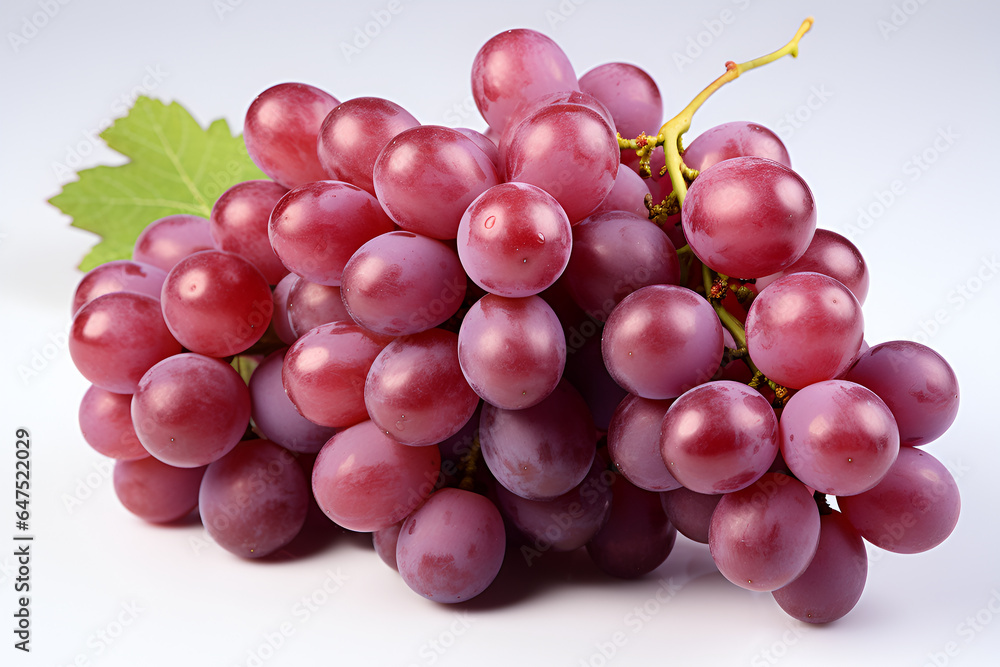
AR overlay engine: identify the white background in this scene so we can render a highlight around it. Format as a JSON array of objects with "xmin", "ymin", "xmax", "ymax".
[{"xmin": 1, "ymin": 0, "xmax": 998, "ymax": 665}]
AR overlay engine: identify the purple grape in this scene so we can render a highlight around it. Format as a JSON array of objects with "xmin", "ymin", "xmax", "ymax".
[
  {"xmin": 209, "ymin": 179, "xmax": 290, "ymax": 285},
  {"xmin": 285, "ymin": 277, "xmax": 351, "ymax": 339},
  {"xmin": 113, "ymin": 457, "xmax": 205, "ymax": 524},
  {"xmin": 682, "ymin": 121, "xmax": 791, "ymax": 172},
  {"xmin": 590, "ymin": 166, "xmax": 652, "ymax": 219},
  {"xmin": 660, "ymin": 487, "xmax": 722, "ymax": 544},
  {"xmin": 270, "ymin": 272, "xmax": 298, "ymax": 345},
  {"xmin": 373, "ymin": 522, "xmax": 403, "ymax": 570},
  {"xmin": 396, "ymin": 488, "xmax": 506, "ymax": 603},
  {"xmin": 71, "ymin": 259, "xmax": 167, "ymax": 315},
  {"xmin": 199, "ymin": 440, "xmax": 310, "ymax": 558},
  {"xmin": 562, "ymin": 331, "xmax": 628, "ymax": 432},
  {"xmin": 756, "ymin": 229, "xmax": 870, "ymax": 305},
  {"xmin": 607, "ymin": 394, "xmax": 681, "ymax": 492},
  {"xmin": 578, "ymin": 62, "xmax": 662, "ymax": 139}
]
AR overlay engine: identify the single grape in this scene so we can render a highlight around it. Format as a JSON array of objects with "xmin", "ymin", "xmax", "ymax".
[
  {"xmin": 311, "ymin": 420, "xmax": 442, "ymax": 532},
  {"xmin": 453, "ymin": 127, "xmax": 501, "ymax": 174},
  {"xmin": 270, "ymin": 272, "xmax": 299, "ymax": 345},
  {"xmin": 69, "ymin": 292, "xmax": 182, "ymax": 394},
  {"xmin": 682, "ymin": 121, "xmax": 791, "ymax": 171},
  {"xmin": 845, "ymin": 340, "xmax": 960, "ymax": 446},
  {"xmin": 131, "ymin": 353, "xmax": 250, "ymax": 467},
  {"xmin": 373, "ymin": 521, "xmax": 403, "ymax": 570},
  {"xmin": 756, "ymin": 229, "xmax": 870, "ymax": 305},
  {"xmin": 607, "ymin": 394, "xmax": 681, "ymax": 492},
  {"xmin": 601, "ymin": 284, "xmax": 724, "ymax": 399},
  {"xmin": 79, "ymin": 385, "xmax": 148, "ymax": 460},
  {"xmin": 746, "ymin": 272, "xmax": 864, "ymax": 389},
  {"xmin": 838, "ymin": 447, "xmax": 960, "ymax": 554},
  {"xmin": 659, "ymin": 487, "xmax": 722, "ymax": 544},
  {"xmin": 590, "ymin": 165, "xmax": 653, "ymax": 219},
  {"xmin": 285, "ymin": 277, "xmax": 350, "ymax": 339},
  {"xmin": 578, "ymin": 62, "xmax": 662, "ymax": 139},
  {"xmin": 160, "ymin": 250, "xmax": 273, "ymax": 358},
  {"xmin": 243, "ymin": 82, "xmax": 339, "ymax": 189},
  {"xmin": 209, "ymin": 180, "xmax": 290, "ymax": 285},
  {"xmin": 456, "ymin": 182, "xmax": 572, "ymax": 298},
  {"xmin": 132, "ymin": 214, "xmax": 214, "ymax": 273},
  {"xmin": 779, "ymin": 380, "xmax": 900, "ymax": 496},
  {"xmin": 113, "ymin": 457, "xmax": 205, "ymax": 524},
  {"xmin": 199, "ymin": 440, "xmax": 310, "ymax": 558},
  {"xmin": 71, "ymin": 259, "xmax": 167, "ymax": 315},
  {"xmin": 681, "ymin": 156, "xmax": 816, "ymax": 278}
]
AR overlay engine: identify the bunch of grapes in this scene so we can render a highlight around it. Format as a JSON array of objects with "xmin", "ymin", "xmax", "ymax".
[{"xmin": 68, "ymin": 22, "xmax": 961, "ymax": 623}]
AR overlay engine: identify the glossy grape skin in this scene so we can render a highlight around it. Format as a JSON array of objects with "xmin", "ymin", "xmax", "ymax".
[
  {"xmin": 243, "ymin": 82, "xmax": 339, "ymax": 189},
  {"xmin": 772, "ymin": 511, "xmax": 868, "ymax": 624},
  {"xmin": 456, "ymin": 182, "xmax": 572, "ymax": 298},
  {"xmin": 586, "ymin": 474, "xmax": 677, "ymax": 579},
  {"xmin": 709, "ymin": 473, "xmax": 821, "ymax": 592},
  {"xmin": 479, "ymin": 379, "xmax": 595, "ymax": 501},
  {"xmin": 113, "ymin": 457, "xmax": 205, "ymax": 524},
  {"xmin": 563, "ymin": 211, "xmax": 679, "ymax": 322},
  {"xmin": 373, "ymin": 522, "xmax": 403, "ymax": 570},
  {"xmin": 249, "ymin": 348, "xmax": 338, "ymax": 454},
  {"xmin": 364, "ymin": 329, "xmax": 479, "ymax": 447},
  {"xmin": 209, "ymin": 180, "xmax": 290, "ymax": 285},
  {"xmin": 199, "ymin": 440, "xmax": 310, "ymax": 558},
  {"xmin": 601, "ymin": 284, "xmax": 724, "ymax": 400},
  {"xmin": 312, "ymin": 420, "xmax": 441, "ymax": 532},
  {"xmin": 607, "ymin": 394, "xmax": 680, "ymax": 492},
  {"xmin": 396, "ymin": 488, "xmax": 506, "ymax": 603},
  {"xmin": 373, "ymin": 125, "xmax": 500, "ymax": 240},
  {"xmin": 71, "ymin": 259, "xmax": 167, "ymax": 315},
  {"xmin": 756, "ymin": 229, "xmax": 870, "ymax": 305},
  {"xmin": 659, "ymin": 487, "xmax": 722, "ymax": 544},
  {"xmin": 341, "ymin": 231, "xmax": 467, "ymax": 336},
  {"xmin": 457, "ymin": 294, "xmax": 566, "ymax": 410},
  {"xmin": 268, "ymin": 180, "xmax": 395, "ymax": 287},
  {"xmin": 285, "ymin": 277, "xmax": 350, "ymax": 339},
  {"xmin": 506, "ymin": 103, "xmax": 619, "ymax": 223},
  {"xmin": 270, "ymin": 272, "xmax": 299, "ymax": 345},
  {"xmin": 453, "ymin": 127, "xmax": 501, "ymax": 174},
  {"xmin": 591, "ymin": 166, "xmax": 652, "ymax": 219},
  {"xmin": 132, "ymin": 214, "xmax": 214, "ymax": 273},
  {"xmin": 282, "ymin": 321, "xmax": 392, "ymax": 428},
  {"xmin": 746, "ymin": 272, "xmax": 865, "ymax": 389},
  {"xmin": 471, "ymin": 28, "xmax": 579, "ymax": 132},
  {"xmin": 578, "ymin": 62, "xmax": 662, "ymax": 139},
  {"xmin": 682, "ymin": 121, "xmax": 791, "ymax": 172},
  {"xmin": 661, "ymin": 381, "xmax": 780, "ymax": 494},
  {"xmin": 160, "ymin": 250, "xmax": 273, "ymax": 358},
  {"xmin": 69, "ymin": 292, "xmax": 182, "ymax": 394},
  {"xmin": 495, "ymin": 459, "xmax": 613, "ymax": 552},
  {"xmin": 681, "ymin": 156, "xmax": 816, "ymax": 278},
  {"xmin": 779, "ymin": 380, "xmax": 900, "ymax": 496},
  {"xmin": 131, "ymin": 353, "xmax": 250, "ymax": 467},
  {"xmin": 317, "ymin": 96, "xmax": 420, "ymax": 195},
  {"xmin": 845, "ymin": 341, "xmax": 960, "ymax": 446},
  {"xmin": 79, "ymin": 385, "xmax": 148, "ymax": 460},
  {"xmin": 838, "ymin": 447, "xmax": 960, "ymax": 554}
]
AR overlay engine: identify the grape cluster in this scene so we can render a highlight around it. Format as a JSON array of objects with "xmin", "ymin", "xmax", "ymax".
[{"xmin": 69, "ymin": 25, "xmax": 961, "ymax": 622}]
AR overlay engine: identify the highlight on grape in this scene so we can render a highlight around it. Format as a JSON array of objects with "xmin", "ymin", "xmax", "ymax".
[{"xmin": 67, "ymin": 18, "xmax": 961, "ymax": 623}]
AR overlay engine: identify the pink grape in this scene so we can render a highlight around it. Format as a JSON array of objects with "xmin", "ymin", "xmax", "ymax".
[
  {"xmin": 270, "ymin": 272, "xmax": 298, "ymax": 345},
  {"xmin": 845, "ymin": 340, "xmax": 960, "ymax": 446},
  {"xmin": 607, "ymin": 394, "xmax": 681, "ymax": 492},
  {"xmin": 772, "ymin": 510, "xmax": 868, "ymax": 624},
  {"xmin": 756, "ymin": 229, "xmax": 870, "ymax": 305},
  {"xmin": 453, "ymin": 127, "xmax": 501, "ymax": 174},
  {"xmin": 209, "ymin": 180, "xmax": 290, "ymax": 284},
  {"xmin": 456, "ymin": 182, "xmax": 572, "ymax": 298},
  {"xmin": 838, "ymin": 447, "xmax": 960, "ymax": 554},
  {"xmin": 660, "ymin": 381, "xmax": 780, "ymax": 494},
  {"xmin": 317, "ymin": 96, "xmax": 419, "ymax": 195},
  {"xmin": 682, "ymin": 121, "xmax": 791, "ymax": 171},
  {"xmin": 311, "ymin": 420, "xmax": 441, "ymax": 532},
  {"xmin": 69, "ymin": 292, "xmax": 182, "ymax": 394},
  {"xmin": 285, "ymin": 277, "xmax": 350, "ymax": 338},
  {"xmin": 457, "ymin": 294, "xmax": 566, "ymax": 410},
  {"xmin": 396, "ymin": 488, "xmax": 506, "ymax": 603},
  {"xmin": 243, "ymin": 82, "xmax": 339, "ymax": 189},
  {"xmin": 364, "ymin": 329, "xmax": 480, "ymax": 447},
  {"xmin": 471, "ymin": 28, "xmax": 579, "ymax": 132},
  {"xmin": 113, "ymin": 457, "xmax": 205, "ymax": 524},
  {"xmin": 79, "ymin": 385, "xmax": 148, "ymax": 460},
  {"xmin": 479, "ymin": 379, "xmax": 595, "ymax": 501},
  {"xmin": 578, "ymin": 62, "xmax": 663, "ymax": 139},
  {"xmin": 268, "ymin": 180, "xmax": 395, "ymax": 286},
  {"xmin": 373, "ymin": 522, "xmax": 403, "ymax": 570},
  {"xmin": 562, "ymin": 210, "xmax": 679, "ymax": 321},
  {"xmin": 71, "ymin": 259, "xmax": 167, "ymax": 315},
  {"xmin": 591, "ymin": 166, "xmax": 652, "ymax": 219},
  {"xmin": 132, "ymin": 214, "xmax": 214, "ymax": 273},
  {"xmin": 131, "ymin": 353, "xmax": 250, "ymax": 467},
  {"xmin": 282, "ymin": 321, "xmax": 392, "ymax": 428},
  {"xmin": 601, "ymin": 284, "xmax": 724, "ymax": 399},
  {"xmin": 709, "ymin": 473, "xmax": 820, "ymax": 592},
  {"xmin": 681, "ymin": 156, "xmax": 816, "ymax": 278},
  {"xmin": 199, "ymin": 440, "xmax": 310, "ymax": 558},
  {"xmin": 160, "ymin": 250, "xmax": 273, "ymax": 358},
  {"xmin": 746, "ymin": 272, "xmax": 864, "ymax": 389},
  {"xmin": 506, "ymin": 103, "xmax": 619, "ymax": 223},
  {"xmin": 373, "ymin": 125, "xmax": 500, "ymax": 239},
  {"xmin": 249, "ymin": 348, "xmax": 338, "ymax": 454},
  {"xmin": 659, "ymin": 487, "xmax": 722, "ymax": 544},
  {"xmin": 779, "ymin": 380, "xmax": 900, "ymax": 496}
]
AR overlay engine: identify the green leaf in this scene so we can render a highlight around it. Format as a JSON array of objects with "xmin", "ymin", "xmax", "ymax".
[{"xmin": 49, "ymin": 95, "xmax": 268, "ymax": 271}]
